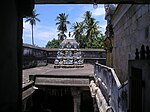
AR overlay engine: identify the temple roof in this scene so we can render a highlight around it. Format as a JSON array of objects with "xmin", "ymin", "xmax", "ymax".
[{"xmin": 60, "ymin": 38, "xmax": 79, "ymax": 48}]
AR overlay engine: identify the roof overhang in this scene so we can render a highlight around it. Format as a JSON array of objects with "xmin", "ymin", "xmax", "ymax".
[{"xmin": 35, "ymin": 0, "xmax": 149, "ymax": 4}]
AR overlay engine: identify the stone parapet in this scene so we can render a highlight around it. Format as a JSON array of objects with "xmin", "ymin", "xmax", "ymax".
[{"xmin": 94, "ymin": 62, "xmax": 128, "ymax": 112}]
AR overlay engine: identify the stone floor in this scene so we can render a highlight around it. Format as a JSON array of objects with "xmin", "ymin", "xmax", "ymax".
[{"xmin": 23, "ymin": 64, "xmax": 94, "ymax": 88}]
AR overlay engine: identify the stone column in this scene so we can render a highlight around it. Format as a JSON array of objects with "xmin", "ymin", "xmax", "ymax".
[
  {"xmin": 71, "ymin": 87, "xmax": 81, "ymax": 112},
  {"xmin": 0, "ymin": 1, "xmax": 21, "ymax": 112}
]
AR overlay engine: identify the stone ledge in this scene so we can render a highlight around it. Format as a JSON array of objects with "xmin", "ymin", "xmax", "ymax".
[
  {"xmin": 35, "ymin": 77, "xmax": 89, "ymax": 86},
  {"xmin": 54, "ymin": 65, "xmax": 84, "ymax": 68}
]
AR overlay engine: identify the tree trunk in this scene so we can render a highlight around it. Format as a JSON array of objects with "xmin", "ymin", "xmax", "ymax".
[{"xmin": 31, "ymin": 25, "xmax": 34, "ymax": 45}]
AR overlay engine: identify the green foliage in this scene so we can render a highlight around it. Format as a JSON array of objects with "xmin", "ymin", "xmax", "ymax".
[
  {"xmin": 55, "ymin": 13, "xmax": 70, "ymax": 40},
  {"xmin": 72, "ymin": 11, "xmax": 105, "ymax": 49},
  {"xmin": 25, "ymin": 9, "xmax": 40, "ymax": 45},
  {"xmin": 46, "ymin": 11, "xmax": 105, "ymax": 49},
  {"xmin": 90, "ymin": 34, "xmax": 105, "ymax": 48},
  {"xmin": 25, "ymin": 10, "xmax": 40, "ymax": 26},
  {"xmin": 45, "ymin": 39, "xmax": 62, "ymax": 48}
]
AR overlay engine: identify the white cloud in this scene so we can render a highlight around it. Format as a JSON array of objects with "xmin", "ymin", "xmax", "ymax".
[
  {"xmin": 34, "ymin": 30, "xmax": 51, "ymax": 41},
  {"xmin": 72, "ymin": 4, "xmax": 105, "ymax": 25},
  {"xmin": 100, "ymin": 24, "xmax": 107, "ymax": 29},
  {"xmin": 75, "ymin": 16, "xmax": 84, "ymax": 23},
  {"xmin": 92, "ymin": 7, "xmax": 105, "ymax": 16},
  {"xmin": 34, "ymin": 25, "xmax": 57, "ymax": 41},
  {"xmin": 67, "ymin": 7, "xmax": 74, "ymax": 12},
  {"xmin": 23, "ymin": 22, "xmax": 31, "ymax": 41},
  {"xmin": 23, "ymin": 21, "xmax": 31, "ymax": 32},
  {"xmin": 23, "ymin": 21, "xmax": 58, "ymax": 46},
  {"xmin": 82, "ymin": 4, "xmax": 105, "ymax": 17},
  {"xmin": 100, "ymin": 24, "xmax": 107, "ymax": 34}
]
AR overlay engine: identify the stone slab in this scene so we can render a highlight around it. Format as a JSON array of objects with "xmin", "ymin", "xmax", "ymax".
[
  {"xmin": 23, "ymin": 64, "xmax": 94, "ymax": 85},
  {"xmin": 35, "ymin": 77, "xmax": 89, "ymax": 86}
]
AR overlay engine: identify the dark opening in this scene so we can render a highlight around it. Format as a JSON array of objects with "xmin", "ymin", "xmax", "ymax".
[
  {"xmin": 129, "ymin": 67, "xmax": 143, "ymax": 112},
  {"xmin": 27, "ymin": 86, "xmax": 74, "ymax": 112},
  {"xmin": 81, "ymin": 91, "xmax": 94, "ymax": 112}
]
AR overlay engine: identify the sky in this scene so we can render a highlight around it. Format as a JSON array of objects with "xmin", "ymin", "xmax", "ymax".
[{"xmin": 23, "ymin": 4, "xmax": 107, "ymax": 47}]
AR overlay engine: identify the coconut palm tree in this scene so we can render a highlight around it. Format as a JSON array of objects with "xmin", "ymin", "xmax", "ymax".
[
  {"xmin": 83, "ymin": 11, "xmax": 100, "ymax": 40},
  {"xmin": 82, "ymin": 11, "xmax": 102, "ymax": 48},
  {"xmin": 25, "ymin": 9, "xmax": 40, "ymax": 45},
  {"xmin": 55, "ymin": 13, "xmax": 70, "ymax": 40},
  {"xmin": 72, "ymin": 22, "xmax": 84, "ymax": 42},
  {"xmin": 83, "ymin": 11, "xmax": 92, "ymax": 25},
  {"xmin": 86, "ymin": 18, "xmax": 100, "ymax": 39}
]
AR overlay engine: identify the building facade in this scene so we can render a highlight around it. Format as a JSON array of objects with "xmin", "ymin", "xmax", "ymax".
[
  {"xmin": 102, "ymin": 4, "xmax": 150, "ymax": 112},
  {"xmin": 106, "ymin": 4, "xmax": 150, "ymax": 83}
]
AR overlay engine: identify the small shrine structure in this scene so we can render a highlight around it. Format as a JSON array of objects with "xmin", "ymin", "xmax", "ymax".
[{"xmin": 54, "ymin": 32, "xmax": 84, "ymax": 68}]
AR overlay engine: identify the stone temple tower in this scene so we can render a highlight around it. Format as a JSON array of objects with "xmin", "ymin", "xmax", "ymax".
[{"xmin": 54, "ymin": 32, "xmax": 84, "ymax": 68}]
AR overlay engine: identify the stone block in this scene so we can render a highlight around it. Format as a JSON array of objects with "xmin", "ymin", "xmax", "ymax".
[
  {"xmin": 135, "ymin": 8, "xmax": 142, "ymax": 19},
  {"xmin": 123, "ymin": 22, "xmax": 128, "ymax": 31},
  {"xmin": 135, "ymin": 5, "xmax": 142, "ymax": 12},
  {"xmin": 148, "ymin": 25, "xmax": 150, "ymax": 39},
  {"xmin": 126, "ymin": 19, "xmax": 132, "ymax": 30},
  {"xmin": 149, "ymin": 4, "xmax": 150, "ymax": 12},
  {"xmin": 137, "ymin": 16, "xmax": 144, "ymax": 30},
  {"xmin": 142, "ymin": 12, "xmax": 150, "ymax": 28},
  {"xmin": 125, "ymin": 38, "xmax": 131, "ymax": 47},
  {"xmin": 136, "ymin": 30, "xmax": 145, "ymax": 43},
  {"xmin": 128, "ymin": 5, "xmax": 136, "ymax": 18},
  {"xmin": 141, "ymin": 5, "xmax": 149, "ymax": 16},
  {"xmin": 128, "ymin": 27, "xmax": 132, "ymax": 36},
  {"xmin": 131, "ymin": 14, "xmax": 137, "ymax": 23},
  {"xmin": 133, "ymin": 22, "xmax": 138, "ymax": 33}
]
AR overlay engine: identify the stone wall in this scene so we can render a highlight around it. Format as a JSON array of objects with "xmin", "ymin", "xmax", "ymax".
[
  {"xmin": 23, "ymin": 44, "xmax": 48, "ymax": 69},
  {"xmin": 111, "ymin": 4, "xmax": 150, "ymax": 83},
  {"xmin": 23, "ymin": 44, "xmax": 106, "ymax": 68},
  {"xmin": 47, "ymin": 49, "xmax": 106, "ymax": 65}
]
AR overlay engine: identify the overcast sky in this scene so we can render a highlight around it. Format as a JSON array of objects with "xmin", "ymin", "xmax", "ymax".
[{"xmin": 23, "ymin": 4, "xmax": 107, "ymax": 47}]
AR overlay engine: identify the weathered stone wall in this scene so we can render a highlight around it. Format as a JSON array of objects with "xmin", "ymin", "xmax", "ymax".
[
  {"xmin": 23, "ymin": 44, "xmax": 48, "ymax": 69},
  {"xmin": 118, "ymin": 81, "xmax": 128, "ymax": 112},
  {"xmin": 23, "ymin": 44, "xmax": 106, "ymax": 68},
  {"xmin": 47, "ymin": 49, "xmax": 106, "ymax": 65},
  {"xmin": 112, "ymin": 4, "xmax": 150, "ymax": 83}
]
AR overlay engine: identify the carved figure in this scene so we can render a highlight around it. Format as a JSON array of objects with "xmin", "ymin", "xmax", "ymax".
[
  {"xmin": 90, "ymin": 80, "xmax": 98, "ymax": 97},
  {"xmin": 104, "ymin": 4, "xmax": 117, "ymax": 23},
  {"xmin": 135, "ymin": 48, "xmax": 139, "ymax": 59},
  {"xmin": 140, "ymin": 45, "xmax": 145, "ymax": 59}
]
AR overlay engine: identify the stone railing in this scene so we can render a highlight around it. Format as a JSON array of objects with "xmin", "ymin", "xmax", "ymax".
[
  {"xmin": 94, "ymin": 62, "xmax": 128, "ymax": 112},
  {"xmin": 118, "ymin": 81, "xmax": 128, "ymax": 112}
]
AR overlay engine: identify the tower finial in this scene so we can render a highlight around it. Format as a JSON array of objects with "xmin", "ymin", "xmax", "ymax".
[{"xmin": 69, "ymin": 32, "xmax": 71, "ymax": 37}]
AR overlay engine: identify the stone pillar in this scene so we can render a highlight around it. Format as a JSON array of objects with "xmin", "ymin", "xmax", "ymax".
[
  {"xmin": 71, "ymin": 87, "xmax": 81, "ymax": 112},
  {"xmin": 0, "ymin": 0, "xmax": 33, "ymax": 111},
  {"xmin": 22, "ymin": 99, "xmax": 27, "ymax": 111},
  {"xmin": 0, "ymin": 1, "xmax": 21, "ymax": 112}
]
